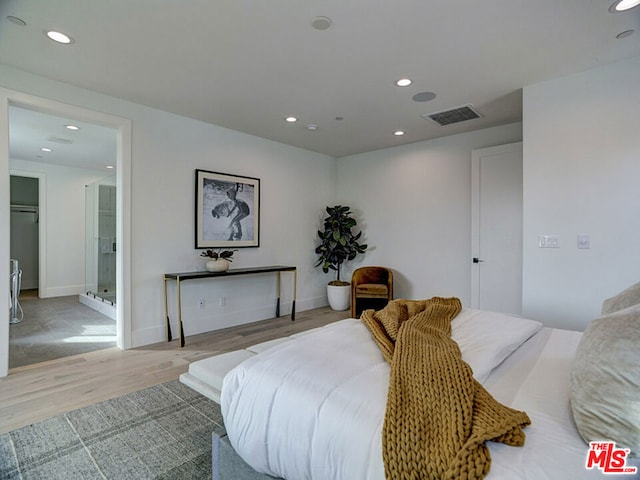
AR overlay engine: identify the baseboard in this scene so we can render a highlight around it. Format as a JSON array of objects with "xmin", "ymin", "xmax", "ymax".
[
  {"xmin": 41, "ymin": 284, "xmax": 85, "ymax": 298},
  {"xmin": 132, "ymin": 295, "xmax": 331, "ymax": 348}
]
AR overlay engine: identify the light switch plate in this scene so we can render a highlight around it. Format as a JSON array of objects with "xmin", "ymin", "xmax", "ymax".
[{"xmin": 538, "ymin": 235, "xmax": 559, "ymax": 248}]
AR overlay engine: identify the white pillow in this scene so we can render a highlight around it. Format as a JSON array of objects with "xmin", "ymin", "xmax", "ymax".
[
  {"xmin": 570, "ymin": 306, "xmax": 640, "ymax": 456},
  {"xmin": 601, "ymin": 281, "xmax": 640, "ymax": 314},
  {"xmin": 452, "ymin": 309, "xmax": 543, "ymax": 383}
]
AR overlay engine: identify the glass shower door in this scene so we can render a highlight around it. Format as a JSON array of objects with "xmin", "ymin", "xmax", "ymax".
[{"xmin": 85, "ymin": 176, "xmax": 116, "ymax": 304}]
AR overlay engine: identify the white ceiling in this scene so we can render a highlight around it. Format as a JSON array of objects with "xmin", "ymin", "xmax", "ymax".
[
  {"xmin": 1, "ymin": 0, "xmax": 640, "ymax": 162},
  {"xmin": 9, "ymin": 106, "xmax": 117, "ymax": 171}
]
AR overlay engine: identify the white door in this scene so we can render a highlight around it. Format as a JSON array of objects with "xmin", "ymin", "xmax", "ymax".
[{"xmin": 471, "ymin": 142, "xmax": 523, "ymax": 315}]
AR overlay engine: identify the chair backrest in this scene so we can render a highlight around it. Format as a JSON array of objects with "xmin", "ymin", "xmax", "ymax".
[{"xmin": 352, "ymin": 266, "xmax": 392, "ymax": 287}]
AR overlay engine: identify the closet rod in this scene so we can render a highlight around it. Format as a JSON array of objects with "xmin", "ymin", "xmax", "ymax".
[{"xmin": 10, "ymin": 204, "xmax": 39, "ymax": 212}]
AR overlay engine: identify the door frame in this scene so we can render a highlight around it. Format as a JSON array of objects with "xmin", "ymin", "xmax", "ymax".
[
  {"xmin": 471, "ymin": 141, "xmax": 523, "ymax": 311},
  {"xmin": 0, "ymin": 88, "xmax": 133, "ymax": 377},
  {"xmin": 9, "ymin": 171, "xmax": 46, "ymax": 295}
]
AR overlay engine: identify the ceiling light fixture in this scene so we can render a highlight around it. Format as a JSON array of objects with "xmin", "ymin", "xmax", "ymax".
[
  {"xmin": 46, "ymin": 30, "xmax": 74, "ymax": 44},
  {"xmin": 65, "ymin": 124, "xmax": 80, "ymax": 130},
  {"xmin": 306, "ymin": 124, "xmax": 318, "ymax": 131},
  {"xmin": 285, "ymin": 116, "xmax": 298, "ymax": 123},
  {"xmin": 609, "ymin": 0, "xmax": 640, "ymax": 11},
  {"xmin": 394, "ymin": 131, "xmax": 405, "ymax": 136},
  {"xmin": 40, "ymin": 147, "xmax": 52, "ymax": 152},
  {"xmin": 106, "ymin": 165, "xmax": 115, "ymax": 169},
  {"xmin": 395, "ymin": 78, "xmax": 412, "ymax": 87},
  {"xmin": 7, "ymin": 16, "xmax": 27, "ymax": 26},
  {"xmin": 616, "ymin": 29, "xmax": 635, "ymax": 38}
]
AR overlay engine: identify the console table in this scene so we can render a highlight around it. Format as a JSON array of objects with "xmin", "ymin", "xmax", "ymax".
[{"xmin": 163, "ymin": 265, "xmax": 297, "ymax": 347}]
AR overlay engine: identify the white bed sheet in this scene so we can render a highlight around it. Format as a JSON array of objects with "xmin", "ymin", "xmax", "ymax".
[{"xmin": 221, "ymin": 313, "xmax": 639, "ymax": 480}]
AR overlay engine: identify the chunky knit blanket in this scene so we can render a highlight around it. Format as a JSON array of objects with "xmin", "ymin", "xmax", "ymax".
[{"xmin": 361, "ymin": 297, "xmax": 531, "ymax": 480}]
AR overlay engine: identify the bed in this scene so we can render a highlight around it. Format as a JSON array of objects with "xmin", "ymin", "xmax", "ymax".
[{"xmin": 181, "ymin": 286, "xmax": 640, "ymax": 480}]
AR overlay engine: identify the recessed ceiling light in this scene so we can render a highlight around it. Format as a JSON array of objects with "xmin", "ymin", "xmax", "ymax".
[
  {"xmin": 46, "ymin": 30, "xmax": 74, "ymax": 44},
  {"xmin": 7, "ymin": 16, "xmax": 27, "ymax": 26},
  {"xmin": 306, "ymin": 124, "xmax": 318, "ymax": 131},
  {"xmin": 311, "ymin": 16, "xmax": 332, "ymax": 30},
  {"xmin": 65, "ymin": 124, "xmax": 80, "ymax": 130},
  {"xmin": 394, "ymin": 131, "xmax": 405, "ymax": 136},
  {"xmin": 41, "ymin": 147, "xmax": 52, "ymax": 152},
  {"xmin": 106, "ymin": 165, "xmax": 115, "ymax": 169},
  {"xmin": 395, "ymin": 78, "xmax": 412, "ymax": 87},
  {"xmin": 609, "ymin": 0, "xmax": 640, "ymax": 12},
  {"xmin": 285, "ymin": 116, "xmax": 298, "ymax": 123},
  {"xmin": 616, "ymin": 29, "xmax": 635, "ymax": 38}
]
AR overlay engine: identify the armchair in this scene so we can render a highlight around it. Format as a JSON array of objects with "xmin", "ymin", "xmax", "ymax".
[{"xmin": 350, "ymin": 266, "xmax": 393, "ymax": 318}]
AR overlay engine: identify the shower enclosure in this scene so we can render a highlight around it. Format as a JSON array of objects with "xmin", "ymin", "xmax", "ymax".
[{"xmin": 84, "ymin": 176, "xmax": 116, "ymax": 306}]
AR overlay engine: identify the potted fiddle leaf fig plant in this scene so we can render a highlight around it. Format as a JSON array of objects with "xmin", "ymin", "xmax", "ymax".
[{"xmin": 315, "ymin": 205, "xmax": 368, "ymax": 310}]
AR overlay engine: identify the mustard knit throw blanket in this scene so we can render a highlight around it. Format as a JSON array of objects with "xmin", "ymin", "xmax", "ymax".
[{"xmin": 361, "ymin": 298, "xmax": 531, "ymax": 480}]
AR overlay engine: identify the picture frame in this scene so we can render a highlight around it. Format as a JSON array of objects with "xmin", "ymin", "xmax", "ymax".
[{"xmin": 195, "ymin": 169, "xmax": 260, "ymax": 249}]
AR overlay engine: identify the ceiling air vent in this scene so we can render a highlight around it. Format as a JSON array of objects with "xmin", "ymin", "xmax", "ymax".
[{"xmin": 421, "ymin": 104, "xmax": 481, "ymax": 126}]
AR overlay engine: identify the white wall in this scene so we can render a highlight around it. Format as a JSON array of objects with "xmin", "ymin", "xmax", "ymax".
[
  {"xmin": 336, "ymin": 123, "xmax": 523, "ymax": 305},
  {"xmin": 11, "ymin": 160, "xmax": 108, "ymax": 297},
  {"xmin": 0, "ymin": 64, "xmax": 337, "ymax": 351},
  {"xmin": 4, "ymin": 53, "xmax": 637, "ymax": 363},
  {"xmin": 522, "ymin": 56, "xmax": 640, "ymax": 330}
]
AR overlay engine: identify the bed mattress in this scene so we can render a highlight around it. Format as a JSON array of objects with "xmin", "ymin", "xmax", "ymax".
[{"xmin": 219, "ymin": 308, "xmax": 639, "ymax": 479}]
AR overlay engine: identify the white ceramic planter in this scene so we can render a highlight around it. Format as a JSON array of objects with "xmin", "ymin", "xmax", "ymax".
[
  {"xmin": 206, "ymin": 258, "xmax": 230, "ymax": 272},
  {"xmin": 327, "ymin": 284, "xmax": 350, "ymax": 311}
]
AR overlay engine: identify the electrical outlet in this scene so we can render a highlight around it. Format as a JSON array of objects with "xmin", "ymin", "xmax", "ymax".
[
  {"xmin": 577, "ymin": 234, "xmax": 591, "ymax": 249},
  {"xmin": 198, "ymin": 299, "xmax": 205, "ymax": 309}
]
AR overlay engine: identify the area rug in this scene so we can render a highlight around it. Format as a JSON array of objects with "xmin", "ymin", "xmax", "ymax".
[
  {"xmin": 0, "ymin": 380, "xmax": 225, "ymax": 480},
  {"xmin": 213, "ymin": 433, "xmax": 276, "ymax": 480}
]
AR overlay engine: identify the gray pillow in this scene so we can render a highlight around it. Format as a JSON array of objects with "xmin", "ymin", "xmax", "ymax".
[
  {"xmin": 602, "ymin": 281, "xmax": 640, "ymax": 315},
  {"xmin": 570, "ymin": 306, "xmax": 640, "ymax": 456}
]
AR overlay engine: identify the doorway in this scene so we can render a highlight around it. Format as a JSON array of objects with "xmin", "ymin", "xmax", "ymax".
[
  {"xmin": 8, "ymin": 107, "xmax": 119, "ymax": 368},
  {"xmin": 1, "ymin": 91, "xmax": 132, "ymax": 377},
  {"xmin": 471, "ymin": 142, "xmax": 523, "ymax": 315},
  {"xmin": 10, "ymin": 176, "xmax": 39, "ymax": 294}
]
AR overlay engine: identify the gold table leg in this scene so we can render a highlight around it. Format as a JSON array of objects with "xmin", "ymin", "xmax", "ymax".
[
  {"xmin": 276, "ymin": 272, "xmax": 282, "ymax": 317},
  {"xmin": 163, "ymin": 275, "xmax": 172, "ymax": 342},
  {"xmin": 177, "ymin": 278, "xmax": 185, "ymax": 348},
  {"xmin": 291, "ymin": 269, "xmax": 296, "ymax": 321}
]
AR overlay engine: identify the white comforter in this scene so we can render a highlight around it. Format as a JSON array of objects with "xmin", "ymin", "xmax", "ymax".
[{"xmin": 221, "ymin": 309, "xmax": 628, "ymax": 479}]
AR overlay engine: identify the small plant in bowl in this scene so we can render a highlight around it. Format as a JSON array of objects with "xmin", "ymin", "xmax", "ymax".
[
  {"xmin": 200, "ymin": 249, "xmax": 237, "ymax": 272},
  {"xmin": 200, "ymin": 249, "xmax": 237, "ymax": 261}
]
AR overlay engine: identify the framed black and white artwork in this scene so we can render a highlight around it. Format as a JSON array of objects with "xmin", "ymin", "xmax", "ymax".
[{"xmin": 195, "ymin": 169, "xmax": 260, "ymax": 249}]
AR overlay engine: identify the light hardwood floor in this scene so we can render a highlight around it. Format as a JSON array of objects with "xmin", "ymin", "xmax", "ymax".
[{"xmin": 0, "ymin": 306, "xmax": 348, "ymax": 434}]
